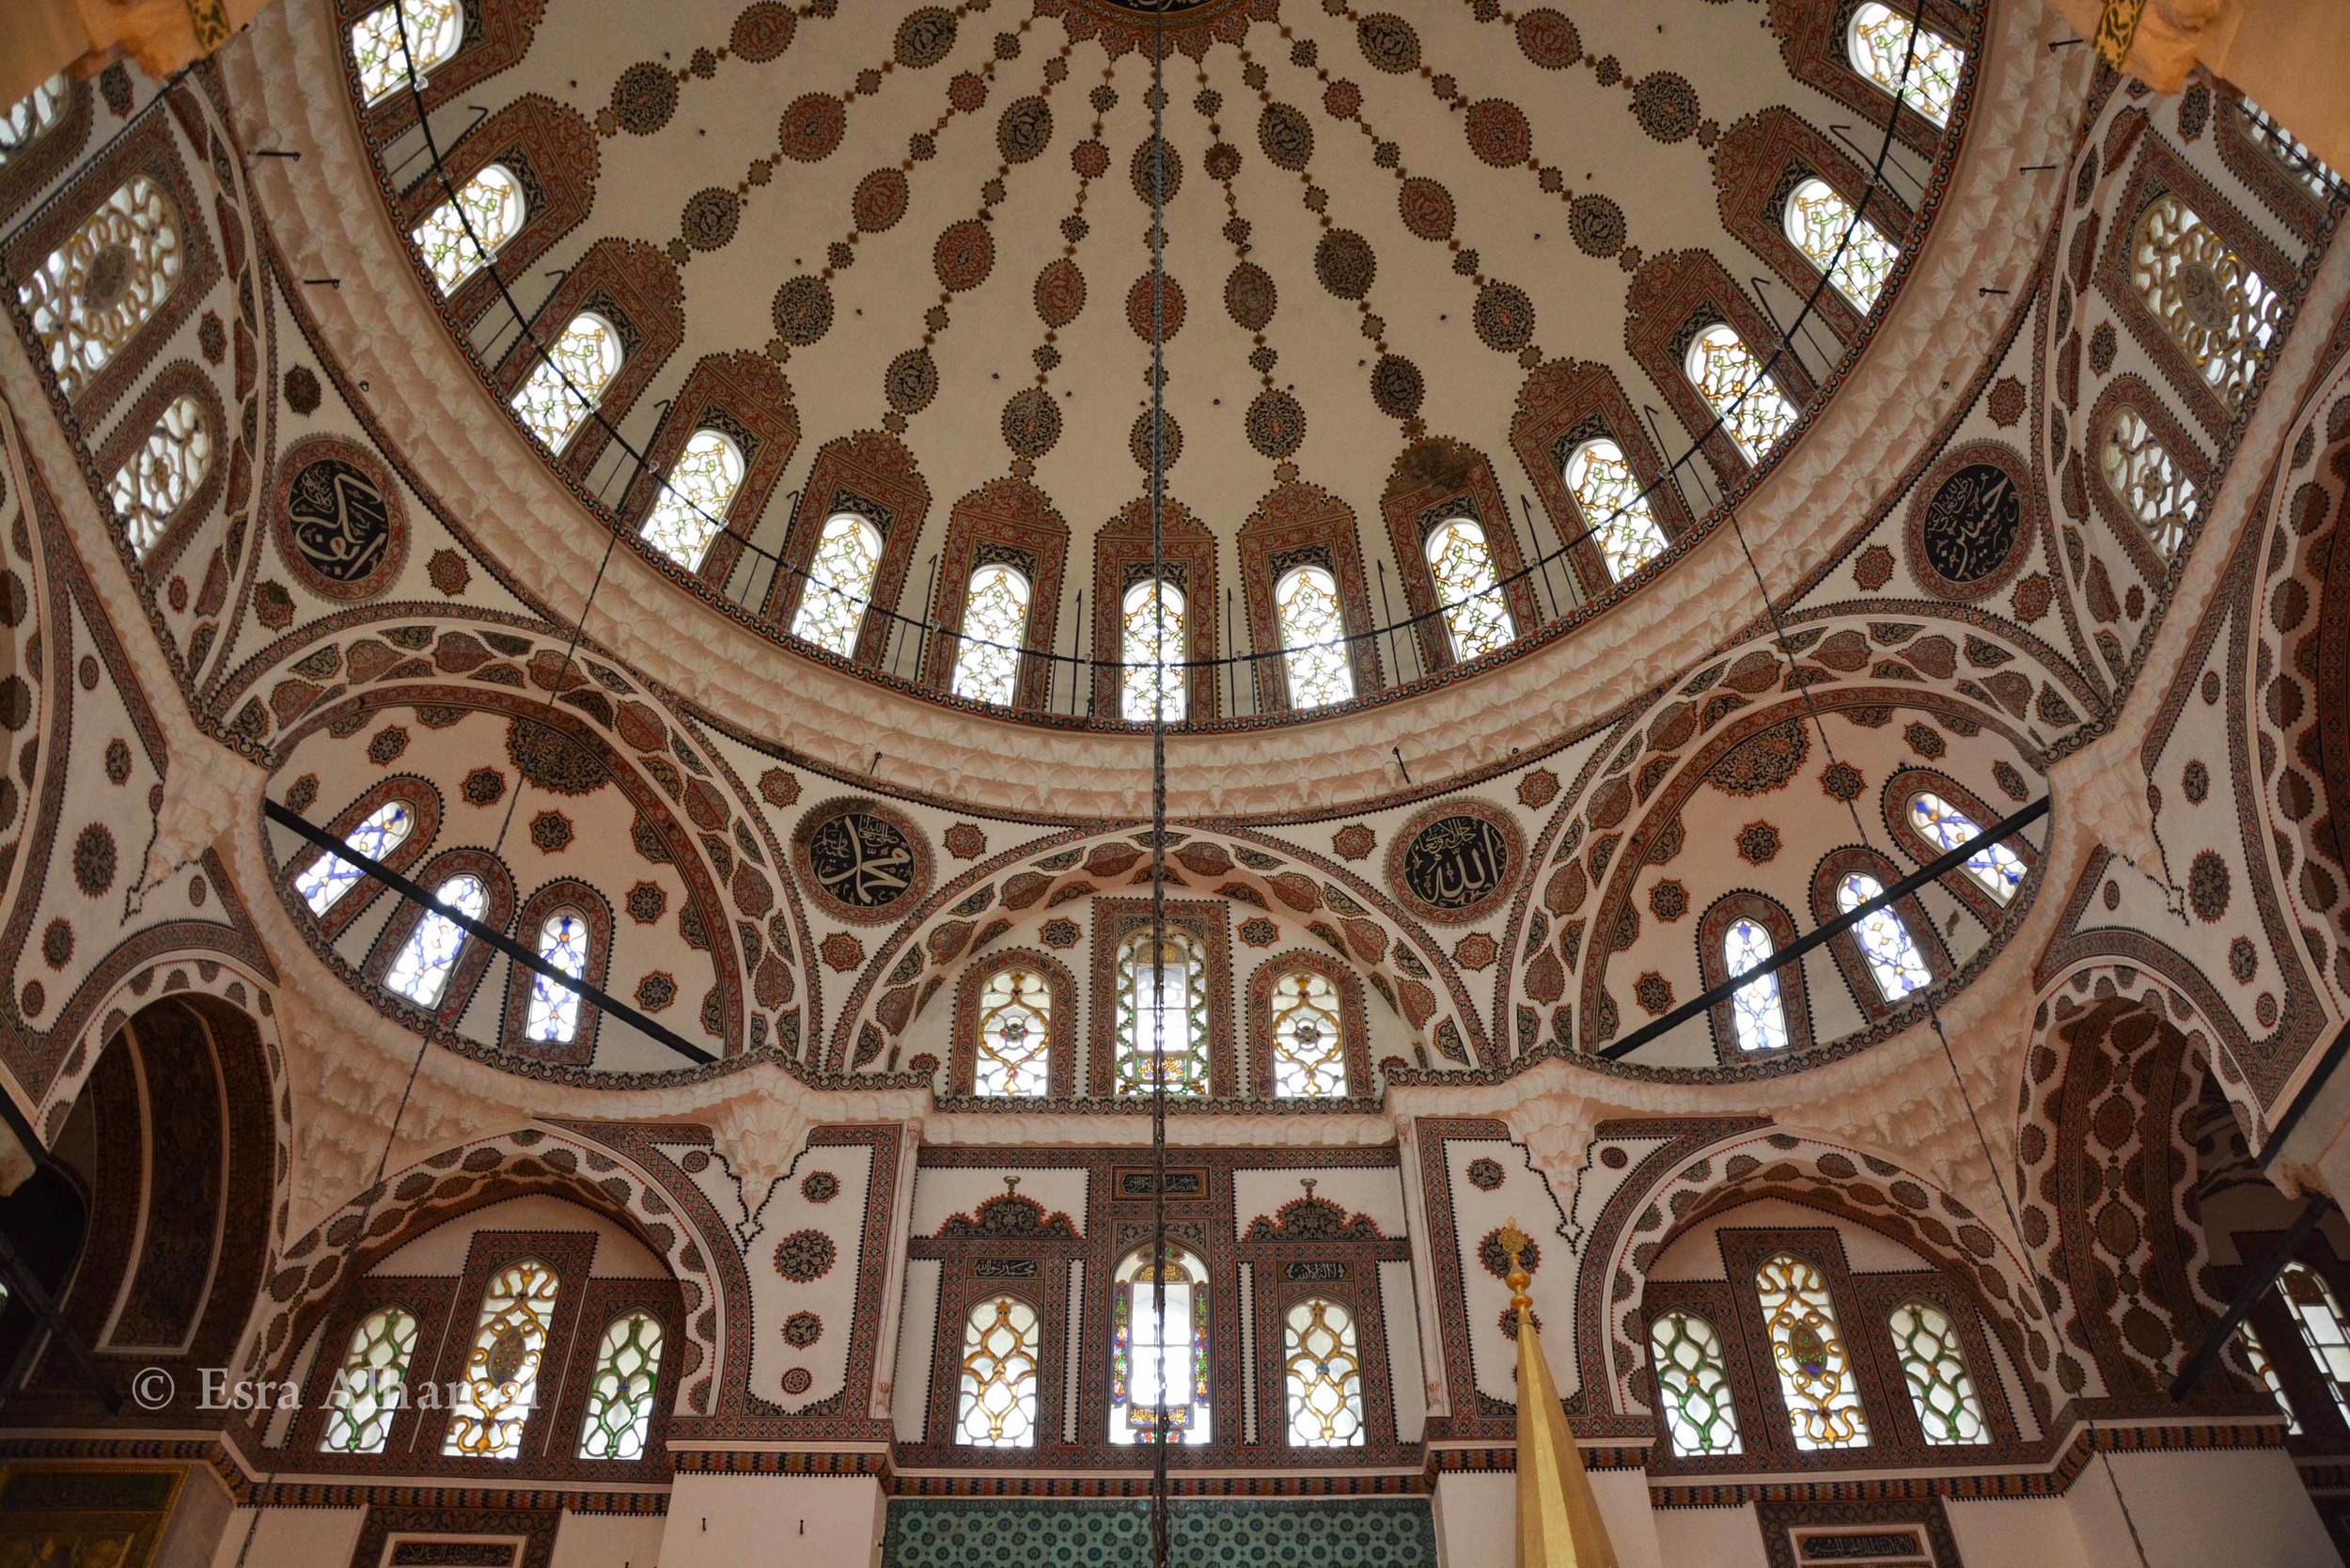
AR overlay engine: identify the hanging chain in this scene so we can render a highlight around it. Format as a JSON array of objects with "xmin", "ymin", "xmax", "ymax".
[{"xmin": 1148, "ymin": 8, "xmax": 1173, "ymax": 1563}]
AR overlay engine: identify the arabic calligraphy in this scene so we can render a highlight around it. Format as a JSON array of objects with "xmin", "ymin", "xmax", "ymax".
[
  {"xmin": 804, "ymin": 809, "xmax": 916, "ymax": 910},
  {"xmin": 284, "ymin": 456, "xmax": 393, "ymax": 585},
  {"xmin": 1400, "ymin": 811, "xmax": 1512, "ymax": 914},
  {"xmin": 1919, "ymin": 462, "xmax": 2022, "ymax": 587}
]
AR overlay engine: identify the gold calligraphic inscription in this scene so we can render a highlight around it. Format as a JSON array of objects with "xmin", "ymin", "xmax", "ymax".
[
  {"xmin": 2092, "ymin": 0, "xmax": 2146, "ymax": 69},
  {"xmin": 1919, "ymin": 462, "xmax": 2022, "ymax": 586},
  {"xmin": 284, "ymin": 457, "xmax": 393, "ymax": 585},
  {"xmin": 804, "ymin": 809, "xmax": 916, "ymax": 910},
  {"xmin": 1401, "ymin": 812, "xmax": 1512, "ymax": 912}
]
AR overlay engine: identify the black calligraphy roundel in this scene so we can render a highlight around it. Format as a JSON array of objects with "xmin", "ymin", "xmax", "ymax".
[
  {"xmin": 1904, "ymin": 442, "xmax": 2032, "ymax": 603},
  {"xmin": 1386, "ymin": 799, "xmax": 1524, "ymax": 925},
  {"xmin": 271, "ymin": 436, "xmax": 407, "ymax": 601},
  {"xmin": 791, "ymin": 796, "xmax": 934, "ymax": 925}
]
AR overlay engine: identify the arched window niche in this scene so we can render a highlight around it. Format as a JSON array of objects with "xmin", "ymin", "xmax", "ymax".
[
  {"xmin": 956, "ymin": 1294, "xmax": 1042, "ymax": 1447},
  {"xmin": 1815, "ymin": 848, "xmax": 1945, "ymax": 1016},
  {"xmin": 1844, "ymin": 1, "xmax": 1964, "ymax": 127},
  {"xmin": 1884, "ymin": 769, "xmax": 2034, "ymax": 927},
  {"xmin": 1113, "ymin": 928, "xmax": 1209, "ymax": 1098},
  {"xmin": 1697, "ymin": 893, "xmax": 1813, "ymax": 1063},
  {"xmin": 1684, "ymin": 322, "xmax": 1797, "ymax": 464},
  {"xmin": 351, "ymin": 0, "xmax": 465, "ymax": 104},
  {"xmin": 21, "ymin": 173, "xmax": 187, "ymax": 402},
  {"xmin": 790, "ymin": 511, "xmax": 885, "ymax": 656},
  {"xmin": 577, "ymin": 1310, "xmax": 665, "ymax": 1460},
  {"xmin": 443, "ymin": 1257, "xmax": 560, "ymax": 1459},
  {"xmin": 1120, "ymin": 576, "xmax": 1187, "ymax": 724},
  {"xmin": 639, "ymin": 428, "xmax": 745, "ymax": 573},
  {"xmin": 510, "ymin": 311, "xmax": 622, "ymax": 454},
  {"xmin": 951, "ymin": 952, "xmax": 1074, "ymax": 1100},
  {"xmin": 414, "ymin": 163, "xmax": 525, "ymax": 295},
  {"xmin": 1282, "ymin": 1297, "xmax": 1365, "ymax": 1448},
  {"xmin": 949, "ymin": 560, "xmax": 1032, "ymax": 708},
  {"xmin": 1563, "ymin": 437, "xmax": 1669, "ymax": 583},
  {"xmin": 1110, "ymin": 1244, "xmax": 1211, "ymax": 1445},
  {"xmin": 1422, "ymin": 515, "xmax": 1516, "ymax": 662},
  {"xmin": 1781, "ymin": 177, "xmax": 1901, "ymax": 312},
  {"xmin": 319, "ymin": 1304, "xmax": 420, "ymax": 1454},
  {"xmin": 1274, "ymin": 564, "xmax": 1355, "ymax": 709}
]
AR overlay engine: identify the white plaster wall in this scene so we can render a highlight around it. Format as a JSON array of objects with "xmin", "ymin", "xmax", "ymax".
[
  {"xmin": 657, "ymin": 1474, "xmax": 884, "ymax": 1568},
  {"xmin": 1432, "ymin": 1466, "xmax": 1667, "ymax": 1567},
  {"xmin": 892, "ymin": 1256, "xmax": 941, "ymax": 1443},
  {"xmin": 2067, "ymin": 1449, "xmax": 2338, "ymax": 1568},
  {"xmin": 1946, "ymin": 1495, "xmax": 2092, "ymax": 1568},
  {"xmin": 154, "ymin": 1466, "xmax": 232, "ymax": 1568},
  {"xmin": 205, "ymin": 1507, "xmax": 365, "ymax": 1567},
  {"xmin": 1651, "ymin": 1503, "xmax": 1769, "ymax": 1568},
  {"xmin": 550, "ymin": 1510, "xmax": 666, "ymax": 1568}
]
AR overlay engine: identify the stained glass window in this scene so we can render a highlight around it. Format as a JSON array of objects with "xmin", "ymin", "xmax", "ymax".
[
  {"xmin": 949, "ymin": 562, "xmax": 1030, "ymax": 707},
  {"xmin": 294, "ymin": 799, "xmax": 415, "ymax": 916},
  {"xmin": 639, "ymin": 429, "xmax": 744, "ymax": 572},
  {"xmin": 2097, "ymin": 403, "xmax": 2197, "ymax": 558},
  {"xmin": 0, "ymin": 76, "xmax": 67, "ymax": 165},
  {"xmin": 956, "ymin": 1295, "xmax": 1040, "ymax": 1447},
  {"xmin": 2237, "ymin": 99, "xmax": 2336, "ymax": 200},
  {"xmin": 577, "ymin": 1310, "xmax": 664, "ymax": 1459},
  {"xmin": 108, "ymin": 392, "xmax": 212, "ymax": 558},
  {"xmin": 1649, "ymin": 1310, "xmax": 1742, "ymax": 1456},
  {"xmin": 414, "ymin": 164, "xmax": 525, "ymax": 295},
  {"xmin": 1783, "ymin": 179, "xmax": 1901, "ymax": 312},
  {"xmin": 1269, "ymin": 967, "xmax": 1346, "ymax": 1098},
  {"xmin": 1888, "ymin": 1300, "xmax": 1987, "ymax": 1444},
  {"xmin": 385, "ymin": 872, "xmax": 488, "ymax": 1007},
  {"xmin": 1906, "ymin": 792, "xmax": 2025, "ymax": 903},
  {"xmin": 442, "ymin": 1257, "xmax": 558, "ymax": 1459},
  {"xmin": 1846, "ymin": 2, "xmax": 1964, "ymax": 127},
  {"xmin": 1836, "ymin": 871, "xmax": 1932, "ymax": 1001},
  {"xmin": 1724, "ymin": 917, "xmax": 1790, "ymax": 1053},
  {"xmin": 320, "ymin": 1305, "xmax": 418, "ymax": 1454},
  {"xmin": 1283, "ymin": 1298, "xmax": 1365, "ymax": 1447},
  {"xmin": 1424, "ymin": 516, "xmax": 1514, "ymax": 662},
  {"xmin": 791, "ymin": 513, "xmax": 885, "ymax": 655},
  {"xmin": 1686, "ymin": 324, "xmax": 1796, "ymax": 465},
  {"xmin": 1274, "ymin": 565, "xmax": 1354, "ymax": 709},
  {"xmin": 1565, "ymin": 438, "xmax": 1668, "ymax": 583},
  {"xmin": 352, "ymin": 0, "xmax": 464, "ymax": 104},
  {"xmin": 510, "ymin": 311, "xmax": 620, "ymax": 454},
  {"xmin": 522, "ymin": 910, "xmax": 589, "ymax": 1044},
  {"xmin": 2278, "ymin": 1262, "xmax": 2350, "ymax": 1427},
  {"xmin": 972, "ymin": 965, "xmax": 1051, "ymax": 1097},
  {"xmin": 1111, "ymin": 1246, "xmax": 1211, "ymax": 1444},
  {"xmin": 2235, "ymin": 1322, "xmax": 2301, "ymax": 1434},
  {"xmin": 1755, "ymin": 1253, "xmax": 1870, "ymax": 1450},
  {"xmin": 1121, "ymin": 577, "xmax": 1186, "ymax": 724},
  {"xmin": 1114, "ymin": 931, "xmax": 1208, "ymax": 1097},
  {"xmin": 19, "ymin": 175, "xmax": 185, "ymax": 401},
  {"xmin": 2131, "ymin": 193, "xmax": 2280, "ymax": 416}
]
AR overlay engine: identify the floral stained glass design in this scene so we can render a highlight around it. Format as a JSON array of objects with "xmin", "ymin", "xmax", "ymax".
[
  {"xmin": 1723, "ymin": 917, "xmax": 1790, "ymax": 1053},
  {"xmin": 1424, "ymin": 517, "xmax": 1515, "ymax": 662},
  {"xmin": 791, "ymin": 513, "xmax": 884, "ymax": 654},
  {"xmin": 20, "ymin": 175, "xmax": 184, "ymax": 400},
  {"xmin": 1121, "ymin": 577, "xmax": 1186, "ymax": 723},
  {"xmin": 1685, "ymin": 324, "xmax": 1796, "ymax": 463},
  {"xmin": 972, "ymin": 966, "xmax": 1051, "ymax": 1097},
  {"xmin": 577, "ymin": 1311, "xmax": 664, "ymax": 1459},
  {"xmin": 320, "ymin": 1305, "xmax": 419, "ymax": 1454},
  {"xmin": 1783, "ymin": 179, "xmax": 1901, "ymax": 311},
  {"xmin": 1274, "ymin": 565, "xmax": 1354, "ymax": 709},
  {"xmin": 2234, "ymin": 1322, "xmax": 2301, "ymax": 1434},
  {"xmin": 510, "ymin": 312, "xmax": 620, "ymax": 454},
  {"xmin": 1565, "ymin": 438, "xmax": 1668, "ymax": 582},
  {"xmin": 1114, "ymin": 932, "xmax": 1208, "ymax": 1097},
  {"xmin": 523, "ymin": 911, "xmax": 589, "ymax": 1044},
  {"xmin": 1756, "ymin": 1253, "xmax": 1870, "ymax": 1450},
  {"xmin": 443, "ymin": 1258, "xmax": 559, "ymax": 1459},
  {"xmin": 956, "ymin": 1296, "xmax": 1041, "ymax": 1447},
  {"xmin": 949, "ymin": 562, "xmax": 1031, "ymax": 707},
  {"xmin": 109, "ymin": 392, "xmax": 212, "ymax": 557},
  {"xmin": 639, "ymin": 429, "xmax": 745, "ymax": 572},
  {"xmin": 385, "ymin": 872, "xmax": 488, "ymax": 1007},
  {"xmin": 1270, "ymin": 968, "xmax": 1347, "ymax": 1098},
  {"xmin": 2278, "ymin": 1262, "xmax": 2350, "ymax": 1427},
  {"xmin": 1836, "ymin": 871, "xmax": 1932, "ymax": 1001},
  {"xmin": 1111, "ymin": 1247, "xmax": 1211, "ymax": 1444},
  {"xmin": 1846, "ymin": 2, "xmax": 1964, "ymax": 127},
  {"xmin": 2131, "ymin": 193, "xmax": 2280, "ymax": 416},
  {"xmin": 352, "ymin": 0, "xmax": 464, "ymax": 103},
  {"xmin": 294, "ymin": 800, "xmax": 415, "ymax": 916},
  {"xmin": 2098, "ymin": 404, "xmax": 2197, "ymax": 558},
  {"xmin": 1283, "ymin": 1298, "xmax": 1365, "ymax": 1447},
  {"xmin": 0, "ymin": 77, "xmax": 67, "ymax": 165},
  {"xmin": 1650, "ymin": 1310, "xmax": 1742, "ymax": 1456},
  {"xmin": 1907, "ymin": 792, "xmax": 2025, "ymax": 903},
  {"xmin": 414, "ymin": 165, "xmax": 525, "ymax": 295},
  {"xmin": 1888, "ymin": 1300, "xmax": 1987, "ymax": 1444}
]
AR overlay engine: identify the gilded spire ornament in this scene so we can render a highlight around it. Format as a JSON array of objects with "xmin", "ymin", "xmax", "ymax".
[{"xmin": 1498, "ymin": 1220, "xmax": 1619, "ymax": 1568}]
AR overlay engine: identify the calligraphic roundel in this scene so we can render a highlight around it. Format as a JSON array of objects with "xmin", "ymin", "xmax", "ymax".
[
  {"xmin": 791, "ymin": 795, "xmax": 935, "ymax": 925},
  {"xmin": 271, "ymin": 434, "xmax": 409, "ymax": 602},
  {"xmin": 1386, "ymin": 798, "xmax": 1525, "ymax": 926},
  {"xmin": 1904, "ymin": 440, "xmax": 2034, "ymax": 603}
]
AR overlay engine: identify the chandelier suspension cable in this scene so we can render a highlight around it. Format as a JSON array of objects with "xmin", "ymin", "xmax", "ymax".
[{"xmin": 1147, "ymin": 8, "xmax": 1173, "ymax": 1560}]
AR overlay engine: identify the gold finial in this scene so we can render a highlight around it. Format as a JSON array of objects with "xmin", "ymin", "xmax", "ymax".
[
  {"xmin": 1301, "ymin": 1177, "xmax": 1318, "ymax": 1199},
  {"xmin": 1497, "ymin": 1219, "xmax": 1535, "ymax": 1315},
  {"xmin": 1003, "ymin": 1174, "xmax": 1022, "ymax": 1196}
]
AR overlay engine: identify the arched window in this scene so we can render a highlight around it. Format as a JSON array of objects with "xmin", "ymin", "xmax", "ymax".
[
  {"xmin": 972, "ymin": 965, "xmax": 1051, "ymax": 1098},
  {"xmin": 1269, "ymin": 967, "xmax": 1346, "ymax": 1098},
  {"xmin": 510, "ymin": 311, "xmax": 621, "ymax": 454},
  {"xmin": 1565, "ymin": 438, "xmax": 1668, "ymax": 583},
  {"xmin": 1888, "ymin": 1300, "xmax": 1987, "ymax": 1445},
  {"xmin": 1724, "ymin": 917, "xmax": 1790, "ymax": 1053},
  {"xmin": 1114, "ymin": 930, "xmax": 1208, "ymax": 1097},
  {"xmin": 956, "ymin": 1295, "xmax": 1041, "ymax": 1447},
  {"xmin": 948, "ymin": 561, "xmax": 1030, "ymax": 707},
  {"xmin": 1120, "ymin": 577, "xmax": 1186, "ymax": 724},
  {"xmin": 1685, "ymin": 323, "xmax": 1796, "ymax": 464},
  {"xmin": 2278, "ymin": 1262, "xmax": 2350, "ymax": 1427},
  {"xmin": 2096, "ymin": 403, "xmax": 2197, "ymax": 557},
  {"xmin": 385, "ymin": 872, "xmax": 488, "ymax": 1006},
  {"xmin": 577, "ymin": 1310, "xmax": 664, "ymax": 1460},
  {"xmin": 1905, "ymin": 792, "xmax": 2025, "ymax": 904},
  {"xmin": 2235, "ymin": 1322, "xmax": 2302, "ymax": 1434},
  {"xmin": 1111, "ymin": 1245, "xmax": 1210, "ymax": 1444},
  {"xmin": 1424, "ymin": 516, "xmax": 1515, "ymax": 662},
  {"xmin": 1836, "ymin": 871, "xmax": 1932, "ymax": 1000},
  {"xmin": 294, "ymin": 799, "xmax": 415, "ymax": 916},
  {"xmin": 1274, "ymin": 565, "xmax": 1354, "ymax": 709},
  {"xmin": 351, "ymin": 0, "xmax": 464, "ymax": 103},
  {"xmin": 414, "ymin": 164, "xmax": 526, "ymax": 295},
  {"xmin": 2237, "ymin": 99, "xmax": 2335, "ymax": 199},
  {"xmin": 1283, "ymin": 1297, "xmax": 1365, "ymax": 1447},
  {"xmin": 522, "ymin": 910, "xmax": 590, "ymax": 1044},
  {"xmin": 109, "ymin": 392, "xmax": 212, "ymax": 558},
  {"xmin": 791, "ymin": 512, "xmax": 885, "ymax": 655},
  {"xmin": 443, "ymin": 1257, "xmax": 559, "ymax": 1459},
  {"xmin": 1844, "ymin": 2, "xmax": 1964, "ymax": 127},
  {"xmin": 0, "ymin": 76, "xmax": 67, "ymax": 165},
  {"xmin": 640, "ymin": 429, "xmax": 745, "ymax": 572},
  {"xmin": 1755, "ymin": 1253, "xmax": 1870, "ymax": 1450},
  {"xmin": 1781, "ymin": 179, "xmax": 1901, "ymax": 312},
  {"xmin": 1649, "ymin": 1310, "xmax": 1742, "ymax": 1456},
  {"xmin": 319, "ymin": 1305, "xmax": 419, "ymax": 1454},
  {"xmin": 21, "ymin": 175, "xmax": 185, "ymax": 400},
  {"xmin": 2131, "ymin": 193, "xmax": 2280, "ymax": 416}
]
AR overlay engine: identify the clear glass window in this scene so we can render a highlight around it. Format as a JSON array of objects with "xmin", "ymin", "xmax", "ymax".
[
  {"xmin": 1565, "ymin": 438, "xmax": 1668, "ymax": 583},
  {"xmin": 1115, "ymin": 931, "xmax": 1208, "ymax": 1097},
  {"xmin": 352, "ymin": 0, "xmax": 464, "ymax": 104},
  {"xmin": 1756, "ymin": 1252, "xmax": 1871, "ymax": 1450},
  {"xmin": 1269, "ymin": 967, "xmax": 1347, "ymax": 1098},
  {"xmin": 2237, "ymin": 99, "xmax": 2336, "ymax": 199},
  {"xmin": 1283, "ymin": 1298, "xmax": 1365, "ymax": 1447},
  {"xmin": 1888, "ymin": 1300, "xmax": 1987, "ymax": 1444},
  {"xmin": 2131, "ymin": 193, "xmax": 2280, "ymax": 416},
  {"xmin": 1845, "ymin": 2, "xmax": 1964, "ymax": 127},
  {"xmin": 294, "ymin": 799, "xmax": 415, "ymax": 916},
  {"xmin": 2097, "ymin": 404, "xmax": 2197, "ymax": 558},
  {"xmin": 1650, "ymin": 1309, "xmax": 1742, "ymax": 1456},
  {"xmin": 0, "ymin": 76, "xmax": 67, "ymax": 165},
  {"xmin": 320, "ymin": 1305, "xmax": 419, "ymax": 1454},
  {"xmin": 1723, "ymin": 917, "xmax": 1791, "ymax": 1053},
  {"xmin": 949, "ymin": 562, "xmax": 1030, "ymax": 707},
  {"xmin": 1111, "ymin": 1247, "xmax": 1210, "ymax": 1444},
  {"xmin": 972, "ymin": 965, "xmax": 1051, "ymax": 1098},
  {"xmin": 1274, "ymin": 565, "xmax": 1354, "ymax": 709},
  {"xmin": 19, "ymin": 175, "xmax": 185, "ymax": 400},
  {"xmin": 1782, "ymin": 178, "xmax": 1901, "ymax": 311},
  {"xmin": 510, "ymin": 311, "xmax": 621, "ymax": 454},
  {"xmin": 385, "ymin": 872, "xmax": 488, "ymax": 1007},
  {"xmin": 578, "ymin": 1310, "xmax": 664, "ymax": 1459},
  {"xmin": 2279, "ymin": 1262, "xmax": 2350, "ymax": 1427},
  {"xmin": 1836, "ymin": 871, "xmax": 1932, "ymax": 1001},
  {"xmin": 1120, "ymin": 577, "xmax": 1186, "ymax": 724},
  {"xmin": 1424, "ymin": 516, "xmax": 1515, "ymax": 662},
  {"xmin": 1906, "ymin": 792, "xmax": 2025, "ymax": 903},
  {"xmin": 414, "ymin": 164, "xmax": 525, "ymax": 295},
  {"xmin": 443, "ymin": 1258, "xmax": 559, "ymax": 1459},
  {"xmin": 791, "ymin": 513, "xmax": 885, "ymax": 655},
  {"xmin": 109, "ymin": 392, "xmax": 212, "ymax": 558},
  {"xmin": 957, "ymin": 1295, "xmax": 1041, "ymax": 1447},
  {"xmin": 2235, "ymin": 1322, "xmax": 2301, "ymax": 1434},
  {"xmin": 639, "ymin": 429, "xmax": 745, "ymax": 572},
  {"xmin": 522, "ymin": 910, "xmax": 589, "ymax": 1044},
  {"xmin": 1685, "ymin": 323, "xmax": 1797, "ymax": 464}
]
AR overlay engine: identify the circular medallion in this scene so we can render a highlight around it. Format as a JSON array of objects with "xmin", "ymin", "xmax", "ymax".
[
  {"xmin": 1001, "ymin": 387, "xmax": 1063, "ymax": 458},
  {"xmin": 893, "ymin": 7, "xmax": 957, "ymax": 67},
  {"xmin": 1246, "ymin": 389, "xmax": 1306, "ymax": 458},
  {"xmin": 1386, "ymin": 799, "xmax": 1525, "ymax": 925},
  {"xmin": 1904, "ymin": 441, "xmax": 2033, "ymax": 602},
  {"xmin": 1259, "ymin": 103, "xmax": 1314, "ymax": 170},
  {"xmin": 1035, "ymin": 259, "xmax": 1087, "ymax": 327},
  {"xmin": 997, "ymin": 96, "xmax": 1054, "ymax": 164},
  {"xmin": 772, "ymin": 274, "xmax": 834, "ymax": 345},
  {"xmin": 1514, "ymin": 8, "xmax": 1582, "ymax": 69},
  {"xmin": 1225, "ymin": 262, "xmax": 1277, "ymax": 330},
  {"xmin": 791, "ymin": 797, "xmax": 934, "ymax": 925},
  {"xmin": 271, "ymin": 435, "xmax": 406, "ymax": 602},
  {"xmin": 933, "ymin": 218, "xmax": 995, "ymax": 292},
  {"xmin": 852, "ymin": 168, "xmax": 909, "ymax": 233},
  {"xmin": 1398, "ymin": 178, "xmax": 1455, "ymax": 241}
]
